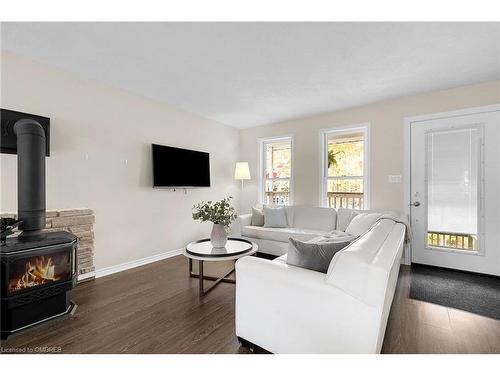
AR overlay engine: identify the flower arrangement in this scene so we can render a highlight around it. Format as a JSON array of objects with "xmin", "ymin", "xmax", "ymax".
[{"xmin": 192, "ymin": 196, "xmax": 237, "ymax": 229}]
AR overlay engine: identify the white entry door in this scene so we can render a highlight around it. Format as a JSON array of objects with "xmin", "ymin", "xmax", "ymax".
[{"xmin": 410, "ymin": 108, "xmax": 500, "ymax": 276}]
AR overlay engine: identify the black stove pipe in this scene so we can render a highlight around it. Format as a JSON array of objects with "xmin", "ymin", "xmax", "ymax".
[{"xmin": 13, "ymin": 119, "xmax": 46, "ymax": 233}]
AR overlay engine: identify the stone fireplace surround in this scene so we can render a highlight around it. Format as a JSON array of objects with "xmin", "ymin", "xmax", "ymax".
[{"xmin": 1, "ymin": 208, "xmax": 95, "ymax": 281}]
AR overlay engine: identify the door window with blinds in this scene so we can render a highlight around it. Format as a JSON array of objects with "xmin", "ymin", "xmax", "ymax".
[
  {"xmin": 425, "ymin": 126, "xmax": 483, "ymax": 252},
  {"xmin": 321, "ymin": 125, "xmax": 369, "ymax": 209},
  {"xmin": 260, "ymin": 137, "xmax": 292, "ymax": 205}
]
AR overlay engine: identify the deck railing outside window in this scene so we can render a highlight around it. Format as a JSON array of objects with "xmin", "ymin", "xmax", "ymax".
[
  {"xmin": 265, "ymin": 191, "xmax": 290, "ymax": 205},
  {"xmin": 327, "ymin": 192, "xmax": 364, "ymax": 209},
  {"xmin": 427, "ymin": 231, "xmax": 477, "ymax": 251},
  {"xmin": 264, "ymin": 191, "xmax": 363, "ymax": 209}
]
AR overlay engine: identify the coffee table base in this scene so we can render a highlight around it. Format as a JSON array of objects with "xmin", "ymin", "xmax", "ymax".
[{"xmin": 188, "ymin": 258, "xmax": 236, "ymax": 297}]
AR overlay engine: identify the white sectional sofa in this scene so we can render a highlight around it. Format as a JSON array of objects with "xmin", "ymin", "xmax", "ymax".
[
  {"xmin": 234, "ymin": 208, "xmax": 406, "ymax": 354},
  {"xmin": 233, "ymin": 205, "xmax": 392, "ymax": 256}
]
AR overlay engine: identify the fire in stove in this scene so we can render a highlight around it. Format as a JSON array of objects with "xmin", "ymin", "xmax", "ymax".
[
  {"xmin": 11, "ymin": 256, "xmax": 58, "ymax": 291},
  {"xmin": 8, "ymin": 253, "xmax": 70, "ymax": 294}
]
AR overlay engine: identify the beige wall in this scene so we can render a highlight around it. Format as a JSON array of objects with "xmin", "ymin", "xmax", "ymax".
[
  {"xmin": 238, "ymin": 80, "xmax": 500, "ymax": 214},
  {"xmin": 2, "ymin": 50, "xmax": 500, "ymax": 271},
  {"xmin": 0, "ymin": 52, "xmax": 240, "ymax": 270}
]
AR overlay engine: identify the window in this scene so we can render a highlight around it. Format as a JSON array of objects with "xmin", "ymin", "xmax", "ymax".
[
  {"xmin": 425, "ymin": 127, "xmax": 481, "ymax": 251},
  {"xmin": 260, "ymin": 136, "xmax": 293, "ymax": 205},
  {"xmin": 320, "ymin": 125, "xmax": 369, "ymax": 209}
]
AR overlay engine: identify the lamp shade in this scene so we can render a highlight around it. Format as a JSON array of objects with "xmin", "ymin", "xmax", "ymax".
[{"xmin": 234, "ymin": 162, "xmax": 251, "ymax": 180}]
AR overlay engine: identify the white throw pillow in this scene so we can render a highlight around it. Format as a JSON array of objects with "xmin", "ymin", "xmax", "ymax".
[
  {"xmin": 336, "ymin": 208, "xmax": 360, "ymax": 231},
  {"xmin": 345, "ymin": 213, "xmax": 381, "ymax": 236},
  {"xmin": 263, "ymin": 206, "xmax": 288, "ymax": 228},
  {"xmin": 251, "ymin": 207, "xmax": 265, "ymax": 226}
]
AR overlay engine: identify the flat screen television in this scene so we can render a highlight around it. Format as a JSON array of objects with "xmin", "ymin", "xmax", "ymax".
[{"xmin": 152, "ymin": 144, "xmax": 210, "ymax": 188}]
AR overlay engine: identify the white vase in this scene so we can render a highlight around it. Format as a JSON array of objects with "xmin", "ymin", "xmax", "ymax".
[{"xmin": 210, "ymin": 223, "xmax": 227, "ymax": 248}]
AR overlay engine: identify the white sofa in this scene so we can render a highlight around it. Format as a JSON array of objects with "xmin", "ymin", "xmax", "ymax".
[
  {"xmin": 233, "ymin": 205, "xmax": 392, "ymax": 256},
  {"xmin": 235, "ymin": 217, "xmax": 406, "ymax": 354}
]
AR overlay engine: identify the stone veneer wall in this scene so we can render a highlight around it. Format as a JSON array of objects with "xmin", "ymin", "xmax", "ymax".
[{"xmin": 1, "ymin": 208, "xmax": 95, "ymax": 281}]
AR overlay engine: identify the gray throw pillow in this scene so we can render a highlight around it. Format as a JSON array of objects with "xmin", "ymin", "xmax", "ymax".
[
  {"xmin": 286, "ymin": 238, "xmax": 351, "ymax": 273},
  {"xmin": 263, "ymin": 206, "xmax": 288, "ymax": 228},
  {"xmin": 251, "ymin": 207, "xmax": 265, "ymax": 226}
]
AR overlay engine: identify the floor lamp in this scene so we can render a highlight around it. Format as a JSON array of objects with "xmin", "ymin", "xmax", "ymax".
[{"xmin": 234, "ymin": 162, "xmax": 251, "ymax": 189}]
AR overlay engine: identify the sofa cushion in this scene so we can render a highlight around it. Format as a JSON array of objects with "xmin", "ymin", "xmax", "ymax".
[
  {"xmin": 312, "ymin": 230, "xmax": 357, "ymax": 243},
  {"xmin": 241, "ymin": 226, "xmax": 327, "ymax": 243},
  {"xmin": 336, "ymin": 208, "xmax": 360, "ymax": 231},
  {"xmin": 263, "ymin": 206, "xmax": 288, "ymax": 228},
  {"xmin": 255, "ymin": 204, "xmax": 294, "ymax": 226},
  {"xmin": 254, "ymin": 203, "xmax": 295, "ymax": 227},
  {"xmin": 292, "ymin": 206, "xmax": 337, "ymax": 232},
  {"xmin": 287, "ymin": 238, "xmax": 351, "ymax": 273},
  {"xmin": 251, "ymin": 207, "xmax": 265, "ymax": 226},
  {"xmin": 345, "ymin": 213, "xmax": 382, "ymax": 236},
  {"xmin": 242, "ymin": 237, "xmax": 289, "ymax": 256}
]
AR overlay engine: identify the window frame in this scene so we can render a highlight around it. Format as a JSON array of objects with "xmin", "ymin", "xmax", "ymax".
[
  {"xmin": 259, "ymin": 135, "xmax": 294, "ymax": 206},
  {"xmin": 319, "ymin": 123, "xmax": 371, "ymax": 209},
  {"xmin": 423, "ymin": 124, "xmax": 485, "ymax": 255}
]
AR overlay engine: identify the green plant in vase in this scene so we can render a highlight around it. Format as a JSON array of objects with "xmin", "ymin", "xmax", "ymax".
[{"xmin": 192, "ymin": 196, "xmax": 237, "ymax": 248}]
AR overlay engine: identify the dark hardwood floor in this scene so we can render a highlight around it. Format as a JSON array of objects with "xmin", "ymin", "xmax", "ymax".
[
  {"xmin": 1, "ymin": 256, "xmax": 499, "ymax": 353},
  {"xmin": 382, "ymin": 265, "xmax": 500, "ymax": 354}
]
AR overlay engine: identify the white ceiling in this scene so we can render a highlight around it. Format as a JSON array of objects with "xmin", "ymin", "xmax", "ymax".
[{"xmin": 2, "ymin": 22, "xmax": 500, "ymax": 128}]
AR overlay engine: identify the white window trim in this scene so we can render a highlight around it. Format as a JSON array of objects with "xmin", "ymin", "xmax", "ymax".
[
  {"xmin": 319, "ymin": 123, "xmax": 371, "ymax": 209},
  {"xmin": 258, "ymin": 135, "xmax": 294, "ymax": 206}
]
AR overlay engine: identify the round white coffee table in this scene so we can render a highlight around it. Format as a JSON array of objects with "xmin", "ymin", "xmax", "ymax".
[{"xmin": 184, "ymin": 238, "xmax": 258, "ymax": 297}]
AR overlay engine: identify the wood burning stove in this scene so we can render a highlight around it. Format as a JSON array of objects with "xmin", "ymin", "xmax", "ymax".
[
  {"xmin": 0, "ymin": 116, "xmax": 78, "ymax": 340},
  {"xmin": 1, "ymin": 232, "xmax": 77, "ymax": 339}
]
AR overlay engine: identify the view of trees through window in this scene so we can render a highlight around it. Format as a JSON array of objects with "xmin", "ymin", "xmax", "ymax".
[
  {"xmin": 326, "ymin": 133, "xmax": 365, "ymax": 209},
  {"xmin": 264, "ymin": 139, "xmax": 291, "ymax": 205},
  {"xmin": 261, "ymin": 133, "xmax": 365, "ymax": 208}
]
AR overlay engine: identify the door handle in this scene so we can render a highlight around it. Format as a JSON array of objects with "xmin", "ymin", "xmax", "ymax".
[{"xmin": 410, "ymin": 201, "xmax": 421, "ymax": 207}]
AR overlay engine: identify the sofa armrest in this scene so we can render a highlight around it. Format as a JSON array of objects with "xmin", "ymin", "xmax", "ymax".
[
  {"xmin": 235, "ymin": 256, "xmax": 380, "ymax": 353},
  {"xmin": 326, "ymin": 221, "xmax": 405, "ymax": 307},
  {"xmin": 231, "ymin": 214, "xmax": 252, "ymax": 236}
]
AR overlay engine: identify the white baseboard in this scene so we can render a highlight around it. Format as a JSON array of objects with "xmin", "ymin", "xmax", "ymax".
[
  {"xmin": 91, "ymin": 248, "xmax": 183, "ymax": 279},
  {"xmin": 78, "ymin": 271, "xmax": 96, "ymax": 282}
]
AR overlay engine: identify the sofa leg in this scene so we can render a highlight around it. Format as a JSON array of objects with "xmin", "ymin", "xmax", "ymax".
[{"xmin": 237, "ymin": 336, "xmax": 255, "ymax": 352}]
